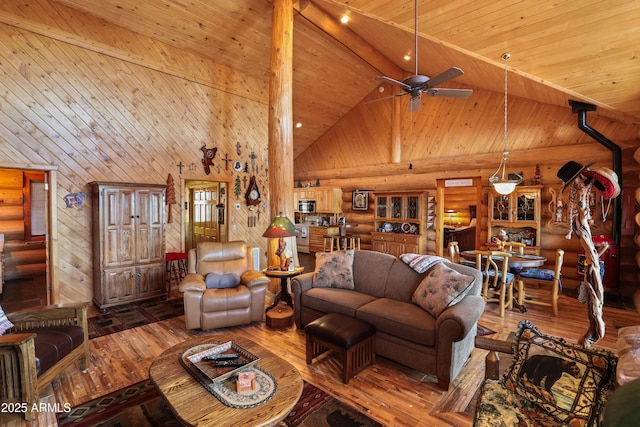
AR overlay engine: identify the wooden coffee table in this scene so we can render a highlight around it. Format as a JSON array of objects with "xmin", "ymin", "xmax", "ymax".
[{"xmin": 149, "ymin": 335, "xmax": 303, "ymax": 427}]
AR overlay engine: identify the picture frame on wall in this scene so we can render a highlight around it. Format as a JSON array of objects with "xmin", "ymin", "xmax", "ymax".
[{"xmin": 352, "ymin": 190, "xmax": 368, "ymax": 211}]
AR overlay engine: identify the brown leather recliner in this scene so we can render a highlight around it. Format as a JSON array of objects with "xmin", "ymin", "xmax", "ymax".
[{"xmin": 178, "ymin": 241, "xmax": 269, "ymax": 330}]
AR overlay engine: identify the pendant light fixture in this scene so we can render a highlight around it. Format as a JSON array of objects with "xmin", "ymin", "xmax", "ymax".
[{"xmin": 489, "ymin": 53, "xmax": 523, "ymax": 195}]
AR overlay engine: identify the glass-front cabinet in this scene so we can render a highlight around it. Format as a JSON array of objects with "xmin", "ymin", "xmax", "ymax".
[
  {"xmin": 372, "ymin": 191, "xmax": 430, "ymax": 256},
  {"xmin": 488, "ymin": 186, "xmax": 542, "ymax": 252}
]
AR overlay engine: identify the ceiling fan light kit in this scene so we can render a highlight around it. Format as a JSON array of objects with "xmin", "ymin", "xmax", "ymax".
[
  {"xmin": 489, "ymin": 52, "xmax": 523, "ymax": 195},
  {"xmin": 373, "ymin": 0, "xmax": 472, "ymax": 112}
]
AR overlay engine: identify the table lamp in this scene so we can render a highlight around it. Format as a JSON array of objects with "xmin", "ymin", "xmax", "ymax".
[{"xmin": 262, "ymin": 213, "xmax": 297, "ymax": 270}]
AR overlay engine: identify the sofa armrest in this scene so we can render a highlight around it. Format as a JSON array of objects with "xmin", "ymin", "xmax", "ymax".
[
  {"xmin": 179, "ymin": 273, "xmax": 206, "ymax": 293},
  {"xmin": 241, "ymin": 270, "xmax": 270, "ymax": 288},
  {"xmin": 436, "ymin": 294, "xmax": 486, "ymax": 341},
  {"xmin": 7, "ymin": 302, "xmax": 89, "ymax": 332},
  {"xmin": 291, "ymin": 272, "xmax": 314, "ymax": 328}
]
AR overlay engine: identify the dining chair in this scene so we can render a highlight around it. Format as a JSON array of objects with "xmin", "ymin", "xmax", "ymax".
[
  {"xmin": 448, "ymin": 241, "xmax": 460, "ymax": 263},
  {"xmin": 475, "ymin": 250, "xmax": 515, "ymax": 317},
  {"xmin": 516, "ymin": 249, "xmax": 564, "ymax": 316},
  {"xmin": 503, "ymin": 241, "xmax": 526, "ymax": 254}
]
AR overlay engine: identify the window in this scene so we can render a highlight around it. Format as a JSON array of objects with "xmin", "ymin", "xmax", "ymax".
[{"xmin": 23, "ymin": 172, "xmax": 46, "ymax": 241}]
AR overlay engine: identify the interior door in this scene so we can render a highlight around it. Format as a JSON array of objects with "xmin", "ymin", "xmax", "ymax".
[
  {"xmin": 190, "ymin": 185, "xmax": 219, "ymax": 246},
  {"xmin": 436, "ymin": 177, "xmax": 483, "ymax": 256}
]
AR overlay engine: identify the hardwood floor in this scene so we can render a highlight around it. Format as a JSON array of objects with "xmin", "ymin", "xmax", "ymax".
[{"xmin": 4, "ymin": 261, "xmax": 640, "ymax": 426}]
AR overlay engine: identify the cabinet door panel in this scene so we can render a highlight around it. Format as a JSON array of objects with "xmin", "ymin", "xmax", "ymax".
[
  {"xmin": 103, "ymin": 268, "xmax": 136, "ymax": 303},
  {"xmin": 137, "ymin": 263, "xmax": 165, "ymax": 297}
]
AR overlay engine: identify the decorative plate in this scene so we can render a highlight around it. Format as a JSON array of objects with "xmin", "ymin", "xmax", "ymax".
[
  {"xmin": 410, "ymin": 224, "xmax": 417, "ymax": 234},
  {"xmin": 383, "ymin": 222, "xmax": 393, "ymax": 232},
  {"xmin": 233, "ymin": 160, "xmax": 242, "ymax": 172},
  {"xmin": 401, "ymin": 222, "xmax": 411, "ymax": 233}
]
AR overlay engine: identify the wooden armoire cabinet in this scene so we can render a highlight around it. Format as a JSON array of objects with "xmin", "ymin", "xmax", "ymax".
[{"xmin": 90, "ymin": 182, "xmax": 166, "ymax": 311}]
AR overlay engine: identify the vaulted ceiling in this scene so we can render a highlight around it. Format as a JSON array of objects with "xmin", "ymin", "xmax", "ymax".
[{"xmin": 53, "ymin": 0, "xmax": 640, "ymax": 157}]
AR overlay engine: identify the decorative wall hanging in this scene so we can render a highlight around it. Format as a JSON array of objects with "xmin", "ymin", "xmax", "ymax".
[
  {"xmin": 233, "ymin": 161, "xmax": 243, "ymax": 172},
  {"xmin": 63, "ymin": 192, "xmax": 87, "ymax": 209},
  {"xmin": 201, "ymin": 145, "xmax": 217, "ymax": 175},
  {"xmin": 352, "ymin": 190, "xmax": 368, "ymax": 211},
  {"xmin": 166, "ymin": 174, "xmax": 176, "ymax": 223},
  {"xmin": 245, "ymin": 176, "xmax": 261, "ymax": 206}
]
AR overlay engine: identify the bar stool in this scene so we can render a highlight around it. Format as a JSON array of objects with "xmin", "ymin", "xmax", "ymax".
[
  {"xmin": 166, "ymin": 252, "xmax": 188, "ymax": 293},
  {"xmin": 343, "ymin": 235, "xmax": 361, "ymax": 250},
  {"xmin": 323, "ymin": 235, "xmax": 340, "ymax": 252}
]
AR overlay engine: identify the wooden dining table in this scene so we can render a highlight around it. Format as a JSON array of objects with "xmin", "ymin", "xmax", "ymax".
[{"xmin": 460, "ymin": 250, "xmax": 547, "ymax": 269}]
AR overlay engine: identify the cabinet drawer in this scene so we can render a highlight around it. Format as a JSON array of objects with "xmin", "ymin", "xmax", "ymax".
[
  {"xmin": 372, "ymin": 233, "xmax": 395, "ymax": 242},
  {"xmin": 395, "ymin": 234, "xmax": 419, "ymax": 245}
]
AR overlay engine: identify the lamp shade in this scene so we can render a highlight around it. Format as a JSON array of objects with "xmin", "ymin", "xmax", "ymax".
[{"xmin": 262, "ymin": 214, "xmax": 297, "ymax": 238}]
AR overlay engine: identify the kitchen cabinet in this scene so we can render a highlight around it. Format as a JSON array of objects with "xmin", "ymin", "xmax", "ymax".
[
  {"xmin": 488, "ymin": 186, "xmax": 541, "ymax": 252},
  {"xmin": 308, "ymin": 226, "xmax": 327, "ymax": 253},
  {"xmin": 91, "ymin": 181, "xmax": 166, "ymax": 311},
  {"xmin": 294, "ymin": 187, "xmax": 342, "ymax": 213},
  {"xmin": 371, "ymin": 191, "xmax": 429, "ymax": 256}
]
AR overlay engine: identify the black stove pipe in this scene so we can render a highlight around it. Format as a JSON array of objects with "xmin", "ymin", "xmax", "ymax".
[{"xmin": 569, "ymin": 100, "xmax": 622, "ymax": 247}]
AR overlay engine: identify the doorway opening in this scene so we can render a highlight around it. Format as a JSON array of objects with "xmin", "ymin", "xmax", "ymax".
[
  {"xmin": 0, "ymin": 166, "xmax": 57, "ymax": 312},
  {"xmin": 184, "ymin": 180, "xmax": 229, "ymax": 253},
  {"xmin": 436, "ymin": 177, "xmax": 483, "ymax": 257}
]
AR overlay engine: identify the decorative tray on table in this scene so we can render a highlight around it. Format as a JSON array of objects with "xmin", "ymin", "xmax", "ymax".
[{"xmin": 181, "ymin": 341, "xmax": 260, "ymax": 383}]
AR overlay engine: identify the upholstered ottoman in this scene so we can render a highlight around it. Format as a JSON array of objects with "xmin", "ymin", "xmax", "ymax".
[{"xmin": 305, "ymin": 313, "xmax": 375, "ymax": 384}]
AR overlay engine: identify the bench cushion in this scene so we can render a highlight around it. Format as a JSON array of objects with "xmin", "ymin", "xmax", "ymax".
[
  {"xmin": 305, "ymin": 313, "xmax": 375, "ymax": 349},
  {"xmin": 28, "ymin": 326, "xmax": 85, "ymax": 375}
]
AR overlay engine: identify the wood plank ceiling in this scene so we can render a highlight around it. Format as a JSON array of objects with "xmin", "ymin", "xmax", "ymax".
[{"xmin": 51, "ymin": 0, "xmax": 640, "ymax": 157}]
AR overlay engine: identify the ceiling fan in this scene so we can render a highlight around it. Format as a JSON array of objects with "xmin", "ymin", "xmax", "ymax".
[{"xmin": 375, "ymin": 0, "xmax": 472, "ymax": 112}]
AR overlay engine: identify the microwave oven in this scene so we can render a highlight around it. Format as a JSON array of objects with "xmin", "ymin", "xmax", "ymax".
[{"xmin": 298, "ymin": 200, "xmax": 316, "ymax": 213}]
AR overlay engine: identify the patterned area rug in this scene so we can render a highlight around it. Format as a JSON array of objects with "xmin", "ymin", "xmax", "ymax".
[
  {"xmin": 58, "ymin": 380, "xmax": 382, "ymax": 427},
  {"xmin": 87, "ymin": 298, "xmax": 184, "ymax": 339}
]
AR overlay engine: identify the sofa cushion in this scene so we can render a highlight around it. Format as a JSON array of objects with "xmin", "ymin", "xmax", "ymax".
[
  {"xmin": 313, "ymin": 250, "xmax": 355, "ymax": 289},
  {"xmin": 411, "ymin": 262, "xmax": 475, "ymax": 318},
  {"xmin": 202, "ymin": 286, "xmax": 251, "ymax": 311},
  {"xmin": 205, "ymin": 272, "xmax": 241, "ymax": 289},
  {"xmin": 0, "ymin": 305, "xmax": 14, "ymax": 335},
  {"xmin": 503, "ymin": 320, "xmax": 617, "ymax": 427},
  {"xmin": 356, "ymin": 298, "xmax": 436, "ymax": 346},
  {"xmin": 381, "ymin": 259, "xmax": 426, "ymax": 303},
  {"xmin": 351, "ymin": 250, "xmax": 395, "ymax": 297},
  {"xmin": 301, "ymin": 288, "xmax": 377, "ymax": 318}
]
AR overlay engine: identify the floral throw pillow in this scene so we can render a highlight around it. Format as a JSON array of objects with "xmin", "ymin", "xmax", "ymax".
[
  {"xmin": 0, "ymin": 305, "xmax": 14, "ymax": 335},
  {"xmin": 503, "ymin": 320, "xmax": 617, "ymax": 426},
  {"xmin": 313, "ymin": 250, "xmax": 355, "ymax": 289},
  {"xmin": 411, "ymin": 262, "xmax": 474, "ymax": 318}
]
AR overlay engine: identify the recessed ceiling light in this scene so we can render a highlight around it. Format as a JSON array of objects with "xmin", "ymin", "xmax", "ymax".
[
  {"xmin": 295, "ymin": 122, "xmax": 302, "ymax": 128},
  {"xmin": 403, "ymin": 54, "xmax": 412, "ymax": 61},
  {"xmin": 340, "ymin": 15, "xmax": 349, "ymax": 24}
]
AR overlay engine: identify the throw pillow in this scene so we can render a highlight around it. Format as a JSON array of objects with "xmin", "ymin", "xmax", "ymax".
[
  {"xmin": 503, "ymin": 320, "xmax": 617, "ymax": 427},
  {"xmin": 400, "ymin": 253, "xmax": 447, "ymax": 273},
  {"xmin": 0, "ymin": 305, "xmax": 14, "ymax": 335},
  {"xmin": 313, "ymin": 250, "xmax": 355, "ymax": 289},
  {"xmin": 411, "ymin": 262, "xmax": 474, "ymax": 318},
  {"xmin": 205, "ymin": 272, "xmax": 241, "ymax": 289}
]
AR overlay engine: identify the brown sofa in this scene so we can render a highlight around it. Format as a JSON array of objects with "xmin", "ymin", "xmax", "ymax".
[{"xmin": 291, "ymin": 250, "xmax": 485, "ymax": 389}]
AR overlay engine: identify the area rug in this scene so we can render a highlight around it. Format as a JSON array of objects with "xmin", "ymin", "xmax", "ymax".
[
  {"xmin": 87, "ymin": 298, "xmax": 184, "ymax": 339},
  {"xmin": 476, "ymin": 324, "xmax": 496, "ymax": 336},
  {"xmin": 58, "ymin": 380, "xmax": 382, "ymax": 427}
]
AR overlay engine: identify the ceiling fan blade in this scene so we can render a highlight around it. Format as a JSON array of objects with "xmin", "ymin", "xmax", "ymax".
[
  {"xmin": 409, "ymin": 94, "xmax": 422, "ymax": 112},
  {"xmin": 364, "ymin": 92, "xmax": 408, "ymax": 105},
  {"xmin": 423, "ymin": 67, "xmax": 464, "ymax": 89},
  {"xmin": 376, "ymin": 75, "xmax": 412, "ymax": 91},
  {"xmin": 425, "ymin": 88, "xmax": 473, "ymax": 99}
]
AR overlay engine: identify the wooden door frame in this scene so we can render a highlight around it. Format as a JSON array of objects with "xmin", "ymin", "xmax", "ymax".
[
  {"xmin": 0, "ymin": 163, "xmax": 58, "ymax": 304},
  {"xmin": 182, "ymin": 179, "xmax": 229, "ymax": 252},
  {"xmin": 435, "ymin": 177, "xmax": 483, "ymax": 257}
]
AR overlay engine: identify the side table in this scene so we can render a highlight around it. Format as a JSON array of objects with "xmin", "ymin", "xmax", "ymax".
[{"xmin": 264, "ymin": 266, "xmax": 304, "ymax": 312}]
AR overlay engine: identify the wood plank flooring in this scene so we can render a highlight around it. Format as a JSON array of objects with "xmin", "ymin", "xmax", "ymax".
[{"xmin": 4, "ymin": 285, "xmax": 640, "ymax": 426}]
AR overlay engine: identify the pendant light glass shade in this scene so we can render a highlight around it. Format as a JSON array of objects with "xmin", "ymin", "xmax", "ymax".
[{"xmin": 489, "ymin": 53, "xmax": 522, "ymax": 195}]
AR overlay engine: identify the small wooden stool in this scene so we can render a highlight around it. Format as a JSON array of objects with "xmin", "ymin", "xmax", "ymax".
[
  {"xmin": 305, "ymin": 313, "xmax": 375, "ymax": 384},
  {"xmin": 166, "ymin": 252, "xmax": 188, "ymax": 292}
]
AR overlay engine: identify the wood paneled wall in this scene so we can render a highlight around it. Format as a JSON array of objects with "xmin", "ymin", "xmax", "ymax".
[
  {"xmin": 297, "ymin": 88, "xmax": 640, "ymax": 296},
  {"xmin": 0, "ymin": 3, "xmax": 273, "ymax": 303}
]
